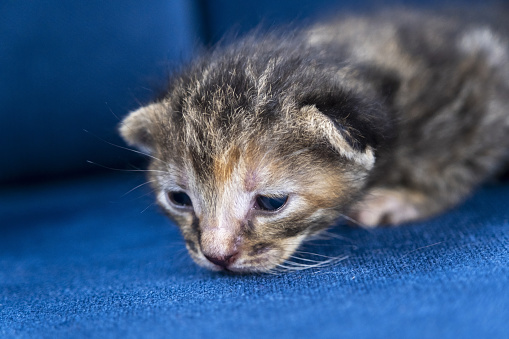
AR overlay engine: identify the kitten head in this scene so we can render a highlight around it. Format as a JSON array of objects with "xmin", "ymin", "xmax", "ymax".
[{"xmin": 120, "ymin": 47, "xmax": 392, "ymax": 273}]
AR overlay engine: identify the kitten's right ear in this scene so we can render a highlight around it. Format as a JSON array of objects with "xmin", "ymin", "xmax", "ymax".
[{"xmin": 119, "ymin": 102, "xmax": 163, "ymax": 154}]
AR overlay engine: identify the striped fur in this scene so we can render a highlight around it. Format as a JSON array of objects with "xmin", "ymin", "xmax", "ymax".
[{"xmin": 120, "ymin": 8, "xmax": 509, "ymax": 272}]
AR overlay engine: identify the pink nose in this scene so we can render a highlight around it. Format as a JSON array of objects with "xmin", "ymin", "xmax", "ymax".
[{"xmin": 204, "ymin": 252, "xmax": 238, "ymax": 268}]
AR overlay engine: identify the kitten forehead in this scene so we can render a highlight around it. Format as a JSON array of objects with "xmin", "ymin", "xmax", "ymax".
[{"xmin": 211, "ymin": 142, "xmax": 307, "ymax": 192}]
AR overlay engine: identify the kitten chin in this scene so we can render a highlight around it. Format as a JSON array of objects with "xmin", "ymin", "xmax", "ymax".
[{"xmin": 120, "ymin": 8, "xmax": 509, "ymax": 273}]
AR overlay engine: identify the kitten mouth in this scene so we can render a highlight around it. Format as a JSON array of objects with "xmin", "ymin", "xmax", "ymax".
[
  {"xmin": 202, "ymin": 256, "xmax": 268, "ymax": 273},
  {"xmin": 214, "ymin": 249, "xmax": 288, "ymax": 273},
  {"xmin": 191, "ymin": 238, "xmax": 309, "ymax": 273},
  {"xmin": 190, "ymin": 248, "xmax": 285, "ymax": 273}
]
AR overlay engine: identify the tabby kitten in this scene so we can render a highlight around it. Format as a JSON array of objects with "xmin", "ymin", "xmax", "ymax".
[{"xmin": 120, "ymin": 9, "xmax": 509, "ymax": 273}]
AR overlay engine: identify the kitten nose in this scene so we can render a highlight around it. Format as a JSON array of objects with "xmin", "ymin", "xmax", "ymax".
[{"xmin": 204, "ymin": 252, "xmax": 238, "ymax": 268}]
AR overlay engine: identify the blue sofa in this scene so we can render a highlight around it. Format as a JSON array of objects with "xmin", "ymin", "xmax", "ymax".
[{"xmin": 2, "ymin": 1, "xmax": 508, "ymax": 338}]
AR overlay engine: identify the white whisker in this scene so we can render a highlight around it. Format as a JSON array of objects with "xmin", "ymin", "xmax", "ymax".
[
  {"xmin": 310, "ymin": 230, "xmax": 357, "ymax": 249},
  {"xmin": 266, "ymin": 252, "xmax": 348, "ymax": 273},
  {"xmin": 86, "ymin": 161, "xmax": 168, "ymax": 174},
  {"xmin": 83, "ymin": 129, "xmax": 168, "ymax": 165},
  {"xmin": 338, "ymin": 213, "xmax": 367, "ymax": 228},
  {"xmin": 121, "ymin": 180, "xmax": 156, "ymax": 197},
  {"xmin": 293, "ymin": 251, "xmax": 344, "ymax": 259},
  {"xmin": 140, "ymin": 202, "xmax": 156, "ymax": 214},
  {"xmin": 289, "ymin": 255, "xmax": 327, "ymax": 263},
  {"xmin": 289, "ymin": 256, "xmax": 346, "ymax": 268}
]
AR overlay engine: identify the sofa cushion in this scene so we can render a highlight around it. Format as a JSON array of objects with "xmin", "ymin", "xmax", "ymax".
[
  {"xmin": 1, "ymin": 174, "xmax": 508, "ymax": 337},
  {"xmin": 0, "ymin": 0, "xmax": 201, "ymax": 184},
  {"xmin": 199, "ymin": 0, "xmax": 480, "ymax": 43}
]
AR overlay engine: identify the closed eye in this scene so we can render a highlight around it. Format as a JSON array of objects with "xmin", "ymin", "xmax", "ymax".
[{"xmin": 254, "ymin": 195, "xmax": 288, "ymax": 212}]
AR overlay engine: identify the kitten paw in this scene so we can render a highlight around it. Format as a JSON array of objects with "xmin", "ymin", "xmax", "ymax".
[{"xmin": 349, "ymin": 188, "xmax": 425, "ymax": 227}]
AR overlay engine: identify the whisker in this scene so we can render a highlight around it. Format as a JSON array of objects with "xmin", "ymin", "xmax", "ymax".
[
  {"xmin": 275, "ymin": 264, "xmax": 305, "ymax": 271},
  {"xmin": 293, "ymin": 251, "xmax": 344, "ymax": 259},
  {"xmin": 121, "ymin": 180, "xmax": 156, "ymax": 197},
  {"xmin": 288, "ymin": 255, "xmax": 328, "ymax": 263},
  {"xmin": 314, "ymin": 229, "xmax": 353, "ymax": 242},
  {"xmin": 289, "ymin": 241, "xmax": 338, "ymax": 248},
  {"xmin": 282, "ymin": 262, "xmax": 319, "ymax": 269},
  {"xmin": 308, "ymin": 231, "xmax": 359, "ymax": 250},
  {"xmin": 266, "ymin": 252, "xmax": 348, "ymax": 273},
  {"xmin": 276, "ymin": 262, "xmax": 326, "ymax": 271},
  {"xmin": 86, "ymin": 160, "xmax": 168, "ymax": 174},
  {"xmin": 127, "ymin": 163, "xmax": 152, "ymax": 172},
  {"xmin": 288, "ymin": 256, "xmax": 345, "ymax": 268},
  {"xmin": 106, "ymin": 103, "xmax": 127, "ymax": 124},
  {"xmin": 107, "ymin": 185, "xmax": 158, "ymax": 203},
  {"xmin": 292, "ymin": 251, "xmax": 349, "ymax": 265},
  {"xmin": 400, "ymin": 242, "xmax": 443, "ymax": 258},
  {"xmin": 83, "ymin": 129, "xmax": 167, "ymax": 165},
  {"xmin": 136, "ymin": 188, "xmax": 159, "ymax": 200},
  {"xmin": 262, "ymin": 268, "xmax": 284, "ymax": 276},
  {"xmin": 338, "ymin": 213, "xmax": 367, "ymax": 228},
  {"xmin": 140, "ymin": 202, "xmax": 156, "ymax": 214}
]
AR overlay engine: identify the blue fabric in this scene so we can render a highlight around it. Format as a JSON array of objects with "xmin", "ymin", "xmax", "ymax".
[
  {"xmin": 0, "ymin": 0, "xmax": 200, "ymax": 184},
  {"xmin": 200, "ymin": 0, "xmax": 472, "ymax": 43},
  {"xmin": 1, "ymin": 174, "xmax": 508, "ymax": 338}
]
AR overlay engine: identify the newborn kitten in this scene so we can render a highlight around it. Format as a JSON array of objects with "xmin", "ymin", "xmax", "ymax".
[{"xmin": 120, "ymin": 9, "xmax": 509, "ymax": 273}]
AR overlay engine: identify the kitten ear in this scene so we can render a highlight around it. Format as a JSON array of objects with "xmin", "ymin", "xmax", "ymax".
[
  {"xmin": 300, "ymin": 104, "xmax": 376, "ymax": 170},
  {"xmin": 299, "ymin": 87, "xmax": 394, "ymax": 170},
  {"xmin": 119, "ymin": 102, "xmax": 163, "ymax": 154}
]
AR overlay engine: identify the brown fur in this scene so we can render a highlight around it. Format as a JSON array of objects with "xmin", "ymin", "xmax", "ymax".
[{"xmin": 120, "ymin": 8, "xmax": 509, "ymax": 273}]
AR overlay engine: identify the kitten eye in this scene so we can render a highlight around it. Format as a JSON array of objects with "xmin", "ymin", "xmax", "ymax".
[
  {"xmin": 168, "ymin": 191, "xmax": 193, "ymax": 208},
  {"xmin": 255, "ymin": 195, "xmax": 288, "ymax": 212}
]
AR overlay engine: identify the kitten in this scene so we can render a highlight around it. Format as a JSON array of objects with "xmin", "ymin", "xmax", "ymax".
[{"xmin": 120, "ymin": 9, "xmax": 509, "ymax": 273}]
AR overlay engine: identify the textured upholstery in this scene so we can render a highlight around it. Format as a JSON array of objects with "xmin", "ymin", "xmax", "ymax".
[{"xmin": 1, "ymin": 174, "xmax": 508, "ymax": 337}]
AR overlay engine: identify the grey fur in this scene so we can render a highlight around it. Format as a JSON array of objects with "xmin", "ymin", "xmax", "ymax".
[{"xmin": 120, "ymin": 8, "xmax": 509, "ymax": 272}]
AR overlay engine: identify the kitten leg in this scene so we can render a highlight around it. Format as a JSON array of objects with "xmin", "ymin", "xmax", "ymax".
[{"xmin": 349, "ymin": 188, "xmax": 434, "ymax": 227}]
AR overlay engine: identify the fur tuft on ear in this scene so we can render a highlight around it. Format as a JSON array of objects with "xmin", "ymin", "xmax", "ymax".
[
  {"xmin": 119, "ymin": 102, "xmax": 164, "ymax": 154},
  {"xmin": 300, "ymin": 105, "xmax": 376, "ymax": 170}
]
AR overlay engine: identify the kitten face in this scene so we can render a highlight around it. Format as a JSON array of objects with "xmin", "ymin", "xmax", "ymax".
[
  {"xmin": 151, "ymin": 134, "xmax": 363, "ymax": 272},
  {"xmin": 119, "ymin": 46, "xmax": 389, "ymax": 272},
  {"xmin": 121, "ymin": 100, "xmax": 376, "ymax": 273}
]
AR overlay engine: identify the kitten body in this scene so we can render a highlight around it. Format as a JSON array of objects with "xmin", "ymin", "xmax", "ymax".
[{"xmin": 120, "ymin": 9, "xmax": 509, "ymax": 273}]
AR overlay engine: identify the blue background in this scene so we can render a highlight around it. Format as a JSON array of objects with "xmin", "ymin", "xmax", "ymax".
[{"xmin": 0, "ymin": 0, "xmax": 200, "ymax": 184}]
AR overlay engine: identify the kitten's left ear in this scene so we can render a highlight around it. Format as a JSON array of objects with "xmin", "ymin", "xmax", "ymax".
[
  {"xmin": 299, "ymin": 92, "xmax": 393, "ymax": 170},
  {"xmin": 300, "ymin": 105, "xmax": 376, "ymax": 170},
  {"xmin": 119, "ymin": 102, "xmax": 164, "ymax": 154}
]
